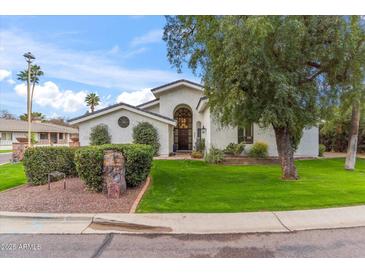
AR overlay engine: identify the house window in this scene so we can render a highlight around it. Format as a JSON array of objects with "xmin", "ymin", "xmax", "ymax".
[
  {"xmin": 238, "ymin": 124, "xmax": 254, "ymax": 144},
  {"xmin": 39, "ymin": 133, "xmax": 48, "ymax": 140},
  {"xmin": 59, "ymin": 133, "xmax": 64, "ymax": 140},
  {"xmin": 1, "ymin": 132, "xmax": 12, "ymax": 140}
]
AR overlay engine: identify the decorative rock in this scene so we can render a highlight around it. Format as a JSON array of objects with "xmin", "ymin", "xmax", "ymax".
[
  {"xmin": 12, "ymin": 143, "xmax": 28, "ymax": 162},
  {"xmin": 102, "ymin": 150, "xmax": 126, "ymax": 198}
]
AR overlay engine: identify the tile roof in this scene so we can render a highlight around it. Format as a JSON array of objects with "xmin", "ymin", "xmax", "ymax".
[{"xmin": 0, "ymin": 118, "xmax": 78, "ymax": 134}]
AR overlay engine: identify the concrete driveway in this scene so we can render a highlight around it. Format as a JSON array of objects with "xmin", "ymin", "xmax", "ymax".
[{"xmin": 0, "ymin": 153, "xmax": 12, "ymax": 165}]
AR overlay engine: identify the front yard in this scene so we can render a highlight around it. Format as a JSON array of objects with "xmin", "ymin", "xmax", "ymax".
[
  {"xmin": 137, "ymin": 158, "xmax": 365, "ymax": 213},
  {"xmin": 0, "ymin": 163, "xmax": 26, "ymax": 192}
]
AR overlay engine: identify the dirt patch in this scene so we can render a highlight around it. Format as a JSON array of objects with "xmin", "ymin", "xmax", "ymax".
[
  {"xmin": 0, "ymin": 177, "xmax": 144, "ymax": 213},
  {"xmin": 90, "ymin": 218, "xmax": 172, "ymax": 233}
]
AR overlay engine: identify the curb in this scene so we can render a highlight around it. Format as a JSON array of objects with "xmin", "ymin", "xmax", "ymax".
[
  {"xmin": 2, "ymin": 205, "xmax": 365, "ymax": 234},
  {"xmin": 0, "ymin": 211, "xmax": 94, "ymax": 221},
  {"xmin": 129, "ymin": 176, "xmax": 151, "ymax": 214}
]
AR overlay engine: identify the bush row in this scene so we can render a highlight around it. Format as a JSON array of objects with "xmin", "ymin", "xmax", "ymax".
[
  {"xmin": 23, "ymin": 146, "xmax": 77, "ymax": 185},
  {"xmin": 75, "ymin": 144, "xmax": 154, "ymax": 191},
  {"xmin": 23, "ymin": 144, "xmax": 154, "ymax": 190}
]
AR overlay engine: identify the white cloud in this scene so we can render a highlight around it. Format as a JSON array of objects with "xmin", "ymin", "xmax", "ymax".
[
  {"xmin": 116, "ymin": 88, "xmax": 155, "ymax": 106},
  {"xmin": 130, "ymin": 29, "xmax": 163, "ymax": 47},
  {"xmin": 0, "ymin": 69, "xmax": 11, "ymax": 81},
  {"xmin": 0, "ymin": 29, "xmax": 180, "ymax": 90},
  {"xmin": 15, "ymin": 81, "xmax": 87, "ymax": 113}
]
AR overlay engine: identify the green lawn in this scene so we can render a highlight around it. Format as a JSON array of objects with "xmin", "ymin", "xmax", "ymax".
[
  {"xmin": 0, "ymin": 150, "xmax": 12, "ymax": 153},
  {"xmin": 0, "ymin": 163, "xmax": 26, "ymax": 191},
  {"xmin": 137, "ymin": 158, "xmax": 365, "ymax": 213}
]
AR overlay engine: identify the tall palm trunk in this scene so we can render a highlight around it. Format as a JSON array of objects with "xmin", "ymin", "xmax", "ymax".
[
  {"xmin": 345, "ymin": 100, "xmax": 361, "ymax": 170},
  {"xmin": 30, "ymin": 82, "xmax": 36, "ymax": 120}
]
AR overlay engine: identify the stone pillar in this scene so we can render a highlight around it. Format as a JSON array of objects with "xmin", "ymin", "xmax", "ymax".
[
  {"xmin": 102, "ymin": 150, "xmax": 126, "ymax": 198},
  {"xmin": 12, "ymin": 143, "xmax": 28, "ymax": 162}
]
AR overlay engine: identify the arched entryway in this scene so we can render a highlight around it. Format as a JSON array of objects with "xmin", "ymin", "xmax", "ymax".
[{"xmin": 174, "ymin": 106, "xmax": 192, "ymax": 151}]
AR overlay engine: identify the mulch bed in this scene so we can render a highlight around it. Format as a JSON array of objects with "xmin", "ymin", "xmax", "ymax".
[{"xmin": 0, "ymin": 178, "xmax": 145, "ymax": 213}]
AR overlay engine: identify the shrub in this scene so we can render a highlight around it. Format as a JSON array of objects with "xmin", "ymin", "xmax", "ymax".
[
  {"xmin": 23, "ymin": 146, "xmax": 77, "ymax": 185},
  {"xmin": 74, "ymin": 144, "xmax": 154, "ymax": 191},
  {"xmin": 133, "ymin": 122, "xmax": 160, "ymax": 156},
  {"xmin": 248, "ymin": 142, "xmax": 269, "ymax": 158},
  {"xmin": 204, "ymin": 147, "xmax": 224, "ymax": 164},
  {"xmin": 89, "ymin": 124, "xmax": 111, "ymax": 145},
  {"xmin": 319, "ymin": 144, "xmax": 326, "ymax": 157},
  {"xmin": 223, "ymin": 142, "xmax": 245, "ymax": 156},
  {"xmin": 191, "ymin": 151, "xmax": 203, "ymax": 159},
  {"xmin": 195, "ymin": 138, "xmax": 206, "ymax": 152}
]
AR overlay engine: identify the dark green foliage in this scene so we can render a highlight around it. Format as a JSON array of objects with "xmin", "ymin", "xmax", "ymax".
[
  {"xmin": 74, "ymin": 144, "xmax": 154, "ymax": 191},
  {"xmin": 132, "ymin": 122, "xmax": 160, "ymax": 155},
  {"xmin": 204, "ymin": 147, "xmax": 224, "ymax": 164},
  {"xmin": 320, "ymin": 106, "xmax": 365, "ymax": 152},
  {"xmin": 74, "ymin": 147, "xmax": 104, "ymax": 191},
  {"xmin": 319, "ymin": 144, "xmax": 326, "ymax": 157},
  {"xmin": 223, "ymin": 142, "xmax": 245, "ymax": 156},
  {"xmin": 89, "ymin": 124, "xmax": 111, "ymax": 145},
  {"xmin": 23, "ymin": 147, "xmax": 77, "ymax": 185},
  {"xmin": 248, "ymin": 142, "xmax": 269, "ymax": 158}
]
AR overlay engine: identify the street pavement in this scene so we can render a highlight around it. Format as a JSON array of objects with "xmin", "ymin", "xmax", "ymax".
[
  {"xmin": 0, "ymin": 153, "xmax": 11, "ymax": 165},
  {"xmin": 1, "ymin": 226, "xmax": 365, "ymax": 257}
]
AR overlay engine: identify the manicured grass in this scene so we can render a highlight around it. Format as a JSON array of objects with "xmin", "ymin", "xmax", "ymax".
[
  {"xmin": 137, "ymin": 158, "xmax": 365, "ymax": 213},
  {"xmin": 0, "ymin": 150, "xmax": 12, "ymax": 154},
  {"xmin": 0, "ymin": 163, "xmax": 26, "ymax": 191}
]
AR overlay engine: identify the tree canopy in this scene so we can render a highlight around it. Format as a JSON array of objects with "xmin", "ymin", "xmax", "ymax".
[{"xmin": 164, "ymin": 16, "xmax": 350, "ymax": 179}]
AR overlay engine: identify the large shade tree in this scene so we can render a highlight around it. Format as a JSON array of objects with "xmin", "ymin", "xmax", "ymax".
[
  {"xmin": 164, "ymin": 16, "xmax": 346, "ymax": 179},
  {"xmin": 333, "ymin": 16, "xmax": 365, "ymax": 170}
]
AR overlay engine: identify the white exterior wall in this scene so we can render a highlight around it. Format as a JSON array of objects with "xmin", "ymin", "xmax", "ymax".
[
  {"xmin": 78, "ymin": 108, "xmax": 172, "ymax": 156},
  {"xmin": 205, "ymin": 115, "xmax": 319, "ymax": 157},
  {"xmin": 157, "ymin": 86, "xmax": 205, "ymax": 149},
  {"xmin": 143, "ymin": 104, "xmax": 160, "ymax": 114}
]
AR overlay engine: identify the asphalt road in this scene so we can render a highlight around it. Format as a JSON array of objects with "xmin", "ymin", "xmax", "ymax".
[
  {"xmin": 1, "ymin": 226, "xmax": 365, "ymax": 257},
  {"xmin": 0, "ymin": 153, "xmax": 12, "ymax": 164}
]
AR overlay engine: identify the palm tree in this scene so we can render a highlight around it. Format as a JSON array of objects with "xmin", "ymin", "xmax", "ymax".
[
  {"xmin": 85, "ymin": 92, "xmax": 100, "ymax": 112},
  {"xmin": 17, "ymin": 65, "xmax": 44, "ymax": 117}
]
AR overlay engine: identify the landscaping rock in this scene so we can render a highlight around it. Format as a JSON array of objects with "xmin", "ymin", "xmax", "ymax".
[
  {"xmin": 103, "ymin": 150, "xmax": 126, "ymax": 198},
  {"xmin": 12, "ymin": 143, "xmax": 27, "ymax": 162}
]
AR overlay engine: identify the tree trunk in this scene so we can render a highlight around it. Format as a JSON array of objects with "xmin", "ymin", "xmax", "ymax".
[
  {"xmin": 345, "ymin": 101, "xmax": 361, "ymax": 170},
  {"xmin": 273, "ymin": 126, "xmax": 299, "ymax": 180}
]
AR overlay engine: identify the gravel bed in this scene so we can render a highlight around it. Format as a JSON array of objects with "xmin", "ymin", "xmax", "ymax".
[{"xmin": 0, "ymin": 178, "xmax": 144, "ymax": 213}]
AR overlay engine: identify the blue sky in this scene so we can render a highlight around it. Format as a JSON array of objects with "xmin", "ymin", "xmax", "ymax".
[{"xmin": 0, "ymin": 16, "xmax": 199, "ymax": 119}]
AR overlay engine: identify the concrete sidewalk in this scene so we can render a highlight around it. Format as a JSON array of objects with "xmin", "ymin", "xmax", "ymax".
[{"xmin": 2, "ymin": 205, "xmax": 365, "ymax": 234}]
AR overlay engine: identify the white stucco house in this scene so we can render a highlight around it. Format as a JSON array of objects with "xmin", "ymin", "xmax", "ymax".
[{"xmin": 69, "ymin": 79, "xmax": 319, "ymax": 157}]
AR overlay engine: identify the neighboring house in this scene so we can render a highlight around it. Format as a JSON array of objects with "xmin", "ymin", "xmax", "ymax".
[
  {"xmin": 0, "ymin": 118, "xmax": 79, "ymax": 150},
  {"xmin": 69, "ymin": 79, "xmax": 318, "ymax": 157}
]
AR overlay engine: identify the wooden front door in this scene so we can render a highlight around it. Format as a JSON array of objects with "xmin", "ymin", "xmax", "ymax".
[
  {"xmin": 178, "ymin": 129, "xmax": 189, "ymax": 150},
  {"xmin": 174, "ymin": 107, "xmax": 192, "ymax": 151}
]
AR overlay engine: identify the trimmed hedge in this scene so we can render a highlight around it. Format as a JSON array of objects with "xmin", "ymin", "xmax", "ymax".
[
  {"xmin": 74, "ymin": 144, "xmax": 154, "ymax": 191},
  {"xmin": 23, "ymin": 146, "xmax": 77, "ymax": 185}
]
